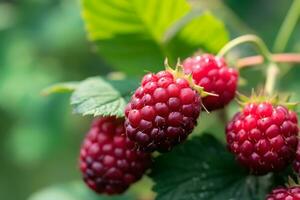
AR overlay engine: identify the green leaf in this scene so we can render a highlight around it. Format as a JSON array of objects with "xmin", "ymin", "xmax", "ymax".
[
  {"xmin": 82, "ymin": 0, "xmax": 229, "ymax": 74},
  {"xmin": 151, "ymin": 134, "xmax": 272, "ymax": 200},
  {"xmin": 41, "ymin": 82, "xmax": 79, "ymax": 96},
  {"xmin": 28, "ymin": 181, "xmax": 133, "ymax": 200},
  {"xmin": 71, "ymin": 77, "xmax": 138, "ymax": 117},
  {"xmin": 82, "ymin": 0, "xmax": 189, "ymax": 41}
]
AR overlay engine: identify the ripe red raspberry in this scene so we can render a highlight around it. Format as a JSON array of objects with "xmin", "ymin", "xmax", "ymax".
[
  {"xmin": 226, "ymin": 102, "xmax": 299, "ymax": 175},
  {"xmin": 266, "ymin": 187, "xmax": 300, "ymax": 200},
  {"xmin": 182, "ymin": 54, "xmax": 238, "ymax": 111},
  {"xmin": 125, "ymin": 70, "xmax": 201, "ymax": 152},
  {"xmin": 79, "ymin": 117, "xmax": 151, "ymax": 195}
]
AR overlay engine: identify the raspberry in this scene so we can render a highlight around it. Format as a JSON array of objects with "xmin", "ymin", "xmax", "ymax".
[
  {"xmin": 226, "ymin": 102, "xmax": 299, "ymax": 175},
  {"xmin": 125, "ymin": 70, "xmax": 201, "ymax": 152},
  {"xmin": 293, "ymin": 140, "xmax": 300, "ymax": 175},
  {"xmin": 79, "ymin": 117, "xmax": 151, "ymax": 195},
  {"xmin": 266, "ymin": 187, "xmax": 300, "ymax": 200},
  {"xmin": 182, "ymin": 54, "xmax": 238, "ymax": 111}
]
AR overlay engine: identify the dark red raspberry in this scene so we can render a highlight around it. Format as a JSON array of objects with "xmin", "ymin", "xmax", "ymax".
[
  {"xmin": 182, "ymin": 54, "xmax": 238, "ymax": 111},
  {"xmin": 266, "ymin": 187, "xmax": 300, "ymax": 200},
  {"xmin": 293, "ymin": 140, "xmax": 300, "ymax": 175},
  {"xmin": 125, "ymin": 70, "xmax": 201, "ymax": 152},
  {"xmin": 79, "ymin": 117, "xmax": 151, "ymax": 195},
  {"xmin": 226, "ymin": 102, "xmax": 299, "ymax": 175}
]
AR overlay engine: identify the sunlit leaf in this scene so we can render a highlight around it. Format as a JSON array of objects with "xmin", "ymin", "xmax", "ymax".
[{"xmin": 82, "ymin": 0, "xmax": 229, "ymax": 74}]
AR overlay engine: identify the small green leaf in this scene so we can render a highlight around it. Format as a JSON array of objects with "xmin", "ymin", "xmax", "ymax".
[
  {"xmin": 71, "ymin": 77, "xmax": 138, "ymax": 117},
  {"xmin": 151, "ymin": 134, "xmax": 272, "ymax": 200},
  {"xmin": 42, "ymin": 82, "xmax": 78, "ymax": 96},
  {"xmin": 28, "ymin": 181, "xmax": 133, "ymax": 200}
]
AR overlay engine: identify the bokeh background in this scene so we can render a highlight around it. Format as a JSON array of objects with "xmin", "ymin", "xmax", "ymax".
[{"xmin": 0, "ymin": 0, "xmax": 299, "ymax": 199}]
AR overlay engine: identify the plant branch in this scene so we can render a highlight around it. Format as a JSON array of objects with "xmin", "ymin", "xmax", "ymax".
[
  {"xmin": 237, "ymin": 53, "xmax": 300, "ymax": 68},
  {"xmin": 218, "ymin": 34, "xmax": 279, "ymax": 95},
  {"xmin": 273, "ymin": 0, "xmax": 300, "ymax": 52},
  {"xmin": 236, "ymin": 53, "xmax": 300, "ymax": 95},
  {"xmin": 264, "ymin": 63, "xmax": 279, "ymax": 95},
  {"xmin": 218, "ymin": 34, "xmax": 273, "ymax": 63}
]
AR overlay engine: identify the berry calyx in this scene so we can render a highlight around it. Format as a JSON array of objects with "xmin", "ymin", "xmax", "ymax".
[
  {"xmin": 266, "ymin": 186, "xmax": 300, "ymax": 200},
  {"xmin": 80, "ymin": 117, "xmax": 151, "ymax": 195},
  {"xmin": 226, "ymin": 99, "xmax": 299, "ymax": 175},
  {"xmin": 182, "ymin": 54, "xmax": 238, "ymax": 111},
  {"xmin": 125, "ymin": 69, "xmax": 201, "ymax": 152}
]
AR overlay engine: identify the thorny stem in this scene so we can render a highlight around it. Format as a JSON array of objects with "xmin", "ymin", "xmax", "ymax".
[
  {"xmin": 273, "ymin": 0, "xmax": 300, "ymax": 52},
  {"xmin": 217, "ymin": 34, "xmax": 279, "ymax": 95}
]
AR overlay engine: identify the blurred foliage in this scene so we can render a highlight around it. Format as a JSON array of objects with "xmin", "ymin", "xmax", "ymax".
[
  {"xmin": 0, "ymin": 0, "xmax": 299, "ymax": 200},
  {"xmin": 0, "ymin": 0, "xmax": 106, "ymax": 199},
  {"xmin": 28, "ymin": 177, "xmax": 154, "ymax": 200},
  {"xmin": 28, "ymin": 181, "xmax": 133, "ymax": 200}
]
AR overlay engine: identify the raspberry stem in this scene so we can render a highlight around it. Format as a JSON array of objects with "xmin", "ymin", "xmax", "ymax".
[
  {"xmin": 218, "ymin": 34, "xmax": 280, "ymax": 95},
  {"xmin": 265, "ymin": 62, "xmax": 279, "ymax": 95},
  {"xmin": 236, "ymin": 53, "xmax": 300, "ymax": 68},
  {"xmin": 217, "ymin": 34, "xmax": 273, "ymax": 63}
]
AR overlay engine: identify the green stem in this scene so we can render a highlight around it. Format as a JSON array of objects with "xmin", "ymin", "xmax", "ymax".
[
  {"xmin": 217, "ymin": 34, "xmax": 273, "ymax": 63},
  {"xmin": 217, "ymin": 34, "xmax": 279, "ymax": 95},
  {"xmin": 273, "ymin": 0, "xmax": 300, "ymax": 52},
  {"xmin": 264, "ymin": 63, "xmax": 279, "ymax": 95}
]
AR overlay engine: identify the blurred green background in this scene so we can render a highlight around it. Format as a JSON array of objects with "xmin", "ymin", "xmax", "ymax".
[{"xmin": 0, "ymin": 0, "xmax": 299, "ymax": 199}]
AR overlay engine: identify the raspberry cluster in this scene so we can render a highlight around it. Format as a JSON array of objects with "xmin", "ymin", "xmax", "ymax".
[
  {"xmin": 266, "ymin": 187, "xmax": 300, "ymax": 200},
  {"xmin": 182, "ymin": 54, "xmax": 238, "ymax": 111},
  {"xmin": 125, "ymin": 70, "xmax": 201, "ymax": 152},
  {"xmin": 75, "ymin": 52, "xmax": 299, "ymax": 197},
  {"xmin": 80, "ymin": 117, "xmax": 151, "ymax": 194},
  {"xmin": 226, "ymin": 102, "xmax": 299, "ymax": 175}
]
